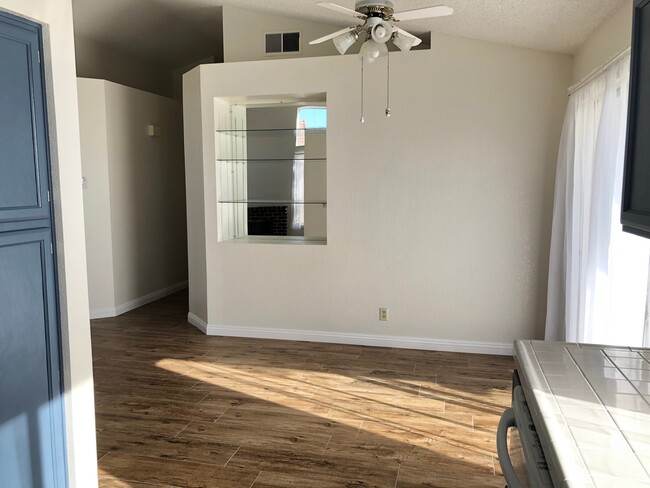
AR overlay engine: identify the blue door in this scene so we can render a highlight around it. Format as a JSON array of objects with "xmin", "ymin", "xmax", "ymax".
[{"xmin": 0, "ymin": 11, "xmax": 68, "ymax": 488}]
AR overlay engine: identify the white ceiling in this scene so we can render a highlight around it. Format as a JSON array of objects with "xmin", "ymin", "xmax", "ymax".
[{"xmin": 71, "ymin": 0, "xmax": 628, "ymax": 68}]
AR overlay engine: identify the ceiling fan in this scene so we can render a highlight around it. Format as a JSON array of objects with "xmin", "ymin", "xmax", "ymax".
[{"xmin": 309, "ymin": 0, "xmax": 453, "ymax": 63}]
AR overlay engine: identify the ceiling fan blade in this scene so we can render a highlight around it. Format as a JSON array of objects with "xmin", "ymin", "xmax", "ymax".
[
  {"xmin": 309, "ymin": 26, "xmax": 358, "ymax": 45},
  {"xmin": 316, "ymin": 2, "xmax": 367, "ymax": 19},
  {"xmin": 393, "ymin": 5, "xmax": 453, "ymax": 22},
  {"xmin": 392, "ymin": 27, "xmax": 422, "ymax": 47}
]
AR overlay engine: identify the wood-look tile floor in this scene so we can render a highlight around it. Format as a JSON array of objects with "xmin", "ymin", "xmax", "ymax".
[{"xmin": 92, "ymin": 292, "xmax": 514, "ymax": 488}]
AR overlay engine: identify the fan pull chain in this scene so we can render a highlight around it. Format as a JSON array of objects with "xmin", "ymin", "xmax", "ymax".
[
  {"xmin": 360, "ymin": 60, "xmax": 365, "ymax": 123},
  {"xmin": 386, "ymin": 50, "xmax": 391, "ymax": 117}
]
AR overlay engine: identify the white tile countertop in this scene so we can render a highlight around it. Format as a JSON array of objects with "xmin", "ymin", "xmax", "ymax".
[{"xmin": 514, "ymin": 340, "xmax": 650, "ymax": 488}]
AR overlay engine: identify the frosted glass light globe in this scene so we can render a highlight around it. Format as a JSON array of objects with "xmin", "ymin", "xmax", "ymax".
[
  {"xmin": 333, "ymin": 31, "xmax": 358, "ymax": 55},
  {"xmin": 359, "ymin": 39, "xmax": 388, "ymax": 64}
]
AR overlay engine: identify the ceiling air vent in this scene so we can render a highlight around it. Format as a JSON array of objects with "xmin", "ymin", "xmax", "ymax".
[{"xmin": 265, "ymin": 32, "xmax": 301, "ymax": 54}]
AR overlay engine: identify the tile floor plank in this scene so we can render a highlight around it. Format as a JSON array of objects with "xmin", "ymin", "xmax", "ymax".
[{"xmin": 98, "ymin": 452, "xmax": 259, "ymax": 488}]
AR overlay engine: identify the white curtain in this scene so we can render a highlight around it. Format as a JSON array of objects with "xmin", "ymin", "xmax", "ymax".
[{"xmin": 546, "ymin": 54, "xmax": 650, "ymax": 345}]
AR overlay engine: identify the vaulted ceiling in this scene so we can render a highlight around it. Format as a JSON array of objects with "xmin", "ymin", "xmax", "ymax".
[{"xmin": 71, "ymin": 0, "xmax": 628, "ymax": 68}]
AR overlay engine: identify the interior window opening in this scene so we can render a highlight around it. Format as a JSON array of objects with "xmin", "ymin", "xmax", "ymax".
[{"xmin": 292, "ymin": 107, "xmax": 327, "ymax": 231}]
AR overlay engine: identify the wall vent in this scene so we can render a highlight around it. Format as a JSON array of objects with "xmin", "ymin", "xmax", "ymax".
[{"xmin": 265, "ymin": 32, "xmax": 301, "ymax": 54}]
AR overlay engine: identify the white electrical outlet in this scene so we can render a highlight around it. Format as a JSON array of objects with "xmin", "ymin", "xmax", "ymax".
[{"xmin": 379, "ymin": 308, "xmax": 388, "ymax": 321}]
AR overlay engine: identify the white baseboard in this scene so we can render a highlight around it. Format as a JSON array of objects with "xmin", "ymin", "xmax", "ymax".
[
  {"xmin": 187, "ymin": 312, "xmax": 208, "ymax": 334},
  {"xmin": 185, "ymin": 316, "xmax": 512, "ymax": 356},
  {"xmin": 90, "ymin": 281, "xmax": 188, "ymax": 319}
]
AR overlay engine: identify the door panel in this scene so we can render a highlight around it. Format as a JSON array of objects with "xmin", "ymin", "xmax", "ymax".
[
  {"xmin": 0, "ymin": 15, "xmax": 49, "ymax": 223},
  {"xmin": 0, "ymin": 230, "xmax": 64, "ymax": 488},
  {"xmin": 0, "ymin": 11, "xmax": 68, "ymax": 488},
  {"xmin": 0, "ymin": 35, "xmax": 39, "ymax": 210}
]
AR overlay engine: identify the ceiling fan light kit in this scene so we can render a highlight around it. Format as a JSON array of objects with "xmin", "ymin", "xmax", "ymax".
[
  {"xmin": 360, "ymin": 38, "xmax": 388, "ymax": 64},
  {"xmin": 333, "ymin": 30, "xmax": 359, "ymax": 55},
  {"xmin": 392, "ymin": 31, "xmax": 417, "ymax": 52},
  {"xmin": 368, "ymin": 18, "xmax": 392, "ymax": 43},
  {"xmin": 310, "ymin": 0, "xmax": 453, "ymax": 120}
]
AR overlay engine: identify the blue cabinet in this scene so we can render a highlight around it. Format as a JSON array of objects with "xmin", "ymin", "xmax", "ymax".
[{"xmin": 0, "ymin": 11, "xmax": 68, "ymax": 487}]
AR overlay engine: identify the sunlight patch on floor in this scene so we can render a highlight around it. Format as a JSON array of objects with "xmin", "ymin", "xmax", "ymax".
[
  {"xmin": 97, "ymin": 468, "xmax": 133, "ymax": 487},
  {"xmin": 154, "ymin": 357, "xmax": 495, "ymax": 461}
]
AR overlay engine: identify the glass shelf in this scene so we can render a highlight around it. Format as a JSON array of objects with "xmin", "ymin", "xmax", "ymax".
[
  {"xmin": 221, "ymin": 236, "xmax": 326, "ymax": 245},
  {"xmin": 219, "ymin": 200, "xmax": 326, "ymax": 205},
  {"xmin": 216, "ymin": 128, "xmax": 326, "ymax": 134},
  {"xmin": 216, "ymin": 128, "xmax": 326, "ymax": 142},
  {"xmin": 217, "ymin": 158, "xmax": 325, "ymax": 162}
]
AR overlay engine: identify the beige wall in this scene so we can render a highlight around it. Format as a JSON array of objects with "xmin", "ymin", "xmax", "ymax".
[
  {"xmin": 184, "ymin": 33, "xmax": 572, "ymax": 353},
  {"xmin": 572, "ymin": 0, "xmax": 633, "ymax": 84},
  {"xmin": 0, "ymin": 1, "xmax": 97, "ymax": 487},
  {"xmin": 79, "ymin": 79, "xmax": 188, "ymax": 315},
  {"xmin": 105, "ymin": 81, "xmax": 188, "ymax": 306},
  {"xmin": 78, "ymin": 79, "xmax": 116, "ymax": 313},
  {"xmin": 183, "ymin": 72, "xmax": 209, "ymax": 322},
  {"xmin": 75, "ymin": 34, "xmax": 173, "ymax": 98},
  {"xmin": 172, "ymin": 55, "xmax": 217, "ymax": 101},
  {"xmin": 222, "ymin": 5, "xmax": 342, "ymax": 62}
]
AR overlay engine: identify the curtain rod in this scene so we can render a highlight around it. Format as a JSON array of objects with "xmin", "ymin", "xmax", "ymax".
[{"xmin": 568, "ymin": 47, "xmax": 631, "ymax": 96}]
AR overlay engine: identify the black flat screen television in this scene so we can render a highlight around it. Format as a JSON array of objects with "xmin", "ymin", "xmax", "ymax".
[{"xmin": 622, "ymin": 0, "xmax": 650, "ymax": 239}]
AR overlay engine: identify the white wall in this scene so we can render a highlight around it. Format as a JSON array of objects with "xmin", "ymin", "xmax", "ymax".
[
  {"xmin": 78, "ymin": 79, "xmax": 188, "ymax": 316},
  {"xmin": 572, "ymin": 0, "xmax": 633, "ymax": 84},
  {"xmin": 0, "ymin": 1, "xmax": 97, "ymax": 487},
  {"xmin": 183, "ymin": 71, "xmax": 208, "ymax": 321},
  {"xmin": 75, "ymin": 34, "xmax": 173, "ymax": 98},
  {"xmin": 222, "ymin": 5, "xmax": 342, "ymax": 62},
  {"xmin": 78, "ymin": 79, "xmax": 116, "ymax": 313},
  {"xmin": 172, "ymin": 55, "xmax": 217, "ymax": 101},
  {"xmin": 105, "ymin": 81, "xmax": 188, "ymax": 306},
  {"xmin": 184, "ymin": 32, "xmax": 572, "ymax": 353}
]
